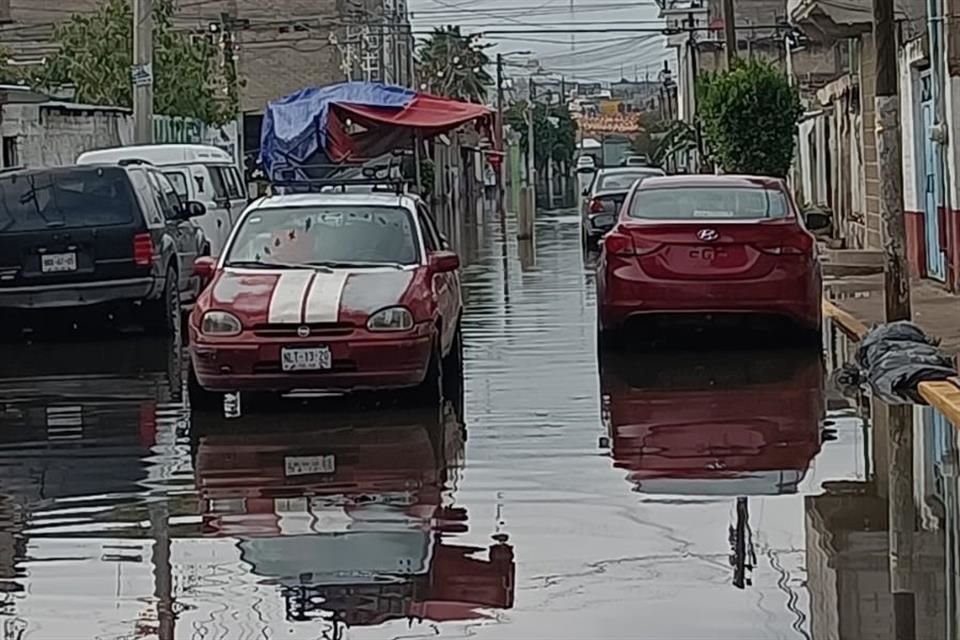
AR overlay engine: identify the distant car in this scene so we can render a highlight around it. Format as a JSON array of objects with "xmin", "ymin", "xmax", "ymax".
[
  {"xmin": 0, "ymin": 164, "xmax": 208, "ymax": 334},
  {"xmin": 596, "ymin": 174, "xmax": 827, "ymax": 345},
  {"xmin": 621, "ymin": 155, "xmax": 651, "ymax": 167},
  {"xmin": 576, "ymin": 155, "xmax": 596, "ymax": 173},
  {"xmin": 580, "ymin": 167, "xmax": 665, "ymax": 249},
  {"xmin": 188, "ymin": 190, "xmax": 463, "ymax": 403}
]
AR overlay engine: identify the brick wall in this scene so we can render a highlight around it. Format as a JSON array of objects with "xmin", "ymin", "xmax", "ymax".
[{"xmin": 859, "ymin": 33, "xmax": 881, "ymax": 249}]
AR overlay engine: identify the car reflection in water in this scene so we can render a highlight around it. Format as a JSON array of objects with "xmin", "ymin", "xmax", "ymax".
[
  {"xmin": 599, "ymin": 347, "xmax": 825, "ymax": 496},
  {"xmin": 191, "ymin": 396, "xmax": 516, "ymax": 631}
]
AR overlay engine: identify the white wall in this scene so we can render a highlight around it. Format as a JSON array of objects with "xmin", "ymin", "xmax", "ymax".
[
  {"xmin": 900, "ymin": 41, "xmax": 924, "ymax": 213},
  {"xmin": 1, "ymin": 103, "xmax": 130, "ymax": 168}
]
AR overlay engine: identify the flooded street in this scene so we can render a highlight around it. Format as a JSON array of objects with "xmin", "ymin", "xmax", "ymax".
[{"xmin": 0, "ymin": 208, "xmax": 947, "ymax": 639}]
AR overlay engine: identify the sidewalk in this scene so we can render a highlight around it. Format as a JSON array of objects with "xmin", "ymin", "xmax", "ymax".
[{"xmin": 822, "ymin": 274, "xmax": 960, "ymax": 425}]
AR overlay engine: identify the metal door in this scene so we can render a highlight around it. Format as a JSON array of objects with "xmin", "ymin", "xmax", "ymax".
[{"xmin": 920, "ymin": 72, "xmax": 946, "ymax": 280}]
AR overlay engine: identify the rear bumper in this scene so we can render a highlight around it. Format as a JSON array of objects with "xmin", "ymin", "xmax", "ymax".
[
  {"xmin": 598, "ymin": 266, "xmax": 821, "ymax": 330},
  {"xmin": 190, "ymin": 332, "xmax": 434, "ymax": 392},
  {"xmin": 0, "ymin": 277, "xmax": 157, "ymax": 309}
]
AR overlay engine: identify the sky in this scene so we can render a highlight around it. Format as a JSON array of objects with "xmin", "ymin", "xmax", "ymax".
[{"xmin": 406, "ymin": 0, "xmax": 673, "ymax": 84}]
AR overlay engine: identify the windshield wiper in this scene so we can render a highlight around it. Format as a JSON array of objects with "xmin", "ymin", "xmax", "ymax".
[
  {"xmin": 311, "ymin": 260, "xmax": 405, "ymax": 270},
  {"xmin": 225, "ymin": 259, "xmax": 333, "ymax": 272}
]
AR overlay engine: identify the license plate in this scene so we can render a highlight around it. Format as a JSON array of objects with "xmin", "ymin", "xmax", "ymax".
[
  {"xmin": 284, "ymin": 455, "xmax": 335, "ymax": 477},
  {"xmin": 40, "ymin": 252, "xmax": 77, "ymax": 273},
  {"xmin": 281, "ymin": 346, "xmax": 331, "ymax": 371}
]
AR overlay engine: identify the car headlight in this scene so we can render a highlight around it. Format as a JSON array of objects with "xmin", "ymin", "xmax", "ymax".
[
  {"xmin": 201, "ymin": 311, "xmax": 242, "ymax": 336},
  {"xmin": 367, "ymin": 306, "xmax": 414, "ymax": 332}
]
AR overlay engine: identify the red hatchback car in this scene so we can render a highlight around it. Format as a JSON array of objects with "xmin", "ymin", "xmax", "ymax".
[
  {"xmin": 596, "ymin": 175, "xmax": 825, "ymax": 344},
  {"xmin": 188, "ymin": 191, "xmax": 462, "ymax": 402}
]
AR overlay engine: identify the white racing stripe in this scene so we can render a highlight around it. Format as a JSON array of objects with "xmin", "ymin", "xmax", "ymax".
[
  {"xmin": 268, "ymin": 271, "xmax": 315, "ymax": 323},
  {"xmin": 304, "ymin": 271, "xmax": 351, "ymax": 323}
]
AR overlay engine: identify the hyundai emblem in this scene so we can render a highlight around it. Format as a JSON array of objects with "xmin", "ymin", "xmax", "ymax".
[
  {"xmin": 697, "ymin": 228, "xmax": 719, "ymax": 242},
  {"xmin": 297, "ymin": 325, "xmax": 310, "ymax": 338}
]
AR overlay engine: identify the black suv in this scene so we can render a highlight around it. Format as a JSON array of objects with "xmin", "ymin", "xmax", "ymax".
[{"xmin": 0, "ymin": 164, "xmax": 208, "ymax": 334}]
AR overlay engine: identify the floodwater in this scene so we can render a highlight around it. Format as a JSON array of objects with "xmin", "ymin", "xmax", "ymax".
[{"xmin": 0, "ymin": 206, "xmax": 953, "ymax": 639}]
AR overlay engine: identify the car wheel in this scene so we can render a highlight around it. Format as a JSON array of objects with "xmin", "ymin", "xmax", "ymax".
[
  {"xmin": 410, "ymin": 336, "xmax": 443, "ymax": 406},
  {"xmin": 143, "ymin": 265, "xmax": 181, "ymax": 337}
]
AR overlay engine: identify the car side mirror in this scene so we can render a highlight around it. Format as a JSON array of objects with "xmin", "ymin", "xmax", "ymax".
[
  {"xmin": 193, "ymin": 255, "xmax": 216, "ymax": 282},
  {"xmin": 429, "ymin": 250, "xmax": 460, "ymax": 273},
  {"xmin": 180, "ymin": 201, "xmax": 206, "ymax": 219}
]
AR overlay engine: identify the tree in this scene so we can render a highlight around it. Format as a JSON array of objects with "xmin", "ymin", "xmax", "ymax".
[
  {"xmin": 416, "ymin": 26, "xmax": 492, "ymax": 103},
  {"xmin": 39, "ymin": 0, "xmax": 234, "ymax": 125},
  {"xmin": 653, "ymin": 120, "xmax": 697, "ymax": 167},
  {"xmin": 505, "ymin": 101, "xmax": 578, "ymax": 171},
  {"xmin": 697, "ymin": 58, "xmax": 801, "ymax": 178}
]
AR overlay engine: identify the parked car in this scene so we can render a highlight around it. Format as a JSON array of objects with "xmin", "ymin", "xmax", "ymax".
[
  {"xmin": 575, "ymin": 155, "xmax": 596, "ymax": 173},
  {"xmin": 581, "ymin": 166, "xmax": 665, "ymax": 249},
  {"xmin": 596, "ymin": 174, "xmax": 827, "ymax": 346},
  {"xmin": 621, "ymin": 155, "xmax": 651, "ymax": 167},
  {"xmin": 77, "ymin": 144, "xmax": 247, "ymax": 256},
  {"xmin": 188, "ymin": 190, "xmax": 463, "ymax": 403},
  {"xmin": 0, "ymin": 164, "xmax": 207, "ymax": 334}
]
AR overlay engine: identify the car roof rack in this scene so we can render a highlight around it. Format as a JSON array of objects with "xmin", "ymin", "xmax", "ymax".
[{"xmin": 269, "ymin": 160, "xmax": 415, "ymax": 195}]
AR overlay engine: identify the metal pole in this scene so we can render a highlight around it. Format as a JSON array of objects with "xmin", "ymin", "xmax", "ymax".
[
  {"xmin": 874, "ymin": 0, "xmax": 914, "ymax": 633},
  {"xmin": 132, "ymin": 0, "xmax": 154, "ymax": 144},
  {"xmin": 496, "ymin": 53, "xmax": 505, "ymax": 215},
  {"xmin": 722, "ymin": 0, "xmax": 736, "ymax": 69},
  {"xmin": 527, "ymin": 78, "xmax": 535, "ymax": 193}
]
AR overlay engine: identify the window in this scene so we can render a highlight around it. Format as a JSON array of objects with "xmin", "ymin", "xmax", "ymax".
[
  {"xmin": 145, "ymin": 170, "xmax": 180, "ymax": 220},
  {"xmin": 215, "ymin": 166, "xmax": 242, "ymax": 199},
  {"xmin": 163, "ymin": 171, "xmax": 189, "ymax": 200},
  {"xmin": 227, "ymin": 167, "xmax": 245, "ymax": 199},
  {"xmin": 208, "ymin": 166, "xmax": 229, "ymax": 200},
  {"xmin": 0, "ymin": 167, "xmax": 136, "ymax": 232},
  {"xmin": 2, "ymin": 136, "xmax": 18, "ymax": 169},
  {"xmin": 597, "ymin": 170, "xmax": 663, "ymax": 191},
  {"xmin": 629, "ymin": 187, "xmax": 789, "ymax": 220},
  {"xmin": 226, "ymin": 205, "xmax": 419, "ymax": 266}
]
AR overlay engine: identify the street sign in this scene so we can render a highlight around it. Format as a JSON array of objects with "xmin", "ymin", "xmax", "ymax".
[{"xmin": 130, "ymin": 63, "xmax": 153, "ymax": 87}]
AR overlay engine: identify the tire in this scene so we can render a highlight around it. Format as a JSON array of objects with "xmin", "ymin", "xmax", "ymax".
[
  {"xmin": 142, "ymin": 265, "xmax": 181, "ymax": 337},
  {"xmin": 410, "ymin": 336, "xmax": 443, "ymax": 406}
]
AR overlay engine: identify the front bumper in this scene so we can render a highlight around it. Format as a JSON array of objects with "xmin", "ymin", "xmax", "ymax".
[
  {"xmin": 0, "ymin": 277, "xmax": 156, "ymax": 309},
  {"xmin": 190, "ymin": 328, "xmax": 434, "ymax": 392}
]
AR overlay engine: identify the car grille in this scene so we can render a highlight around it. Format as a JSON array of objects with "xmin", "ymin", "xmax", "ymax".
[{"xmin": 252, "ymin": 322, "xmax": 355, "ymax": 337}]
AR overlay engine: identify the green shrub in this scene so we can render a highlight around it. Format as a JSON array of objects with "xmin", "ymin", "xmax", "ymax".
[{"xmin": 698, "ymin": 59, "xmax": 802, "ymax": 178}]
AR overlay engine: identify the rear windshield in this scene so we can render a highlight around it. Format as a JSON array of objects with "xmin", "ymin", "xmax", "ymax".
[
  {"xmin": 597, "ymin": 170, "xmax": 662, "ymax": 191},
  {"xmin": 629, "ymin": 186, "xmax": 789, "ymax": 220},
  {"xmin": 226, "ymin": 205, "xmax": 420, "ymax": 267},
  {"xmin": 0, "ymin": 167, "xmax": 136, "ymax": 233}
]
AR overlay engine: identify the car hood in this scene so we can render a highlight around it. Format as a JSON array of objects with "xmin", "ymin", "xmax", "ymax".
[{"xmin": 207, "ymin": 267, "xmax": 419, "ymax": 326}]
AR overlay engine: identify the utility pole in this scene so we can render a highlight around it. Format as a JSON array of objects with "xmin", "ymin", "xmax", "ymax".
[
  {"xmin": 527, "ymin": 77, "xmax": 535, "ymax": 191},
  {"xmin": 518, "ymin": 77, "xmax": 536, "ymax": 239},
  {"xmin": 496, "ymin": 53, "xmax": 506, "ymax": 215},
  {"xmin": 874, "ymin": 0, "xmax": 915, "ymax": 634},
  {"xmin": 132, "ymin": 0, "xmax": 154, "ymax": 144},
  {"xmin": 722, "ymin": 0, "xmax": 737, "ymax": 68}
]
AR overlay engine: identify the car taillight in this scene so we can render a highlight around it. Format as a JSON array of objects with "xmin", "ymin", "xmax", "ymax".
[
  {"xmin": 603, "ymin": 232, "xmax": 634, "ymax": 256},
  {"xmin": 589, "ymin": 199, "xmax": 605, "ymax": 213},
  {"xmin": 133, "ymin": 233, "xmax": 154, "ymax": 266},
  {"xmin": 755, "ymin": 233, "xmax": 813, "ymax": 256}
]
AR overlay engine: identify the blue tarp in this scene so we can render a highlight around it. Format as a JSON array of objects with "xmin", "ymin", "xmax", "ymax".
[{"xmin": 259, "ymin": 82, "xmax": 416, "ymax": 179}]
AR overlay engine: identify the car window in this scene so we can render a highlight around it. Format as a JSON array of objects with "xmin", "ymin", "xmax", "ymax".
[
  {"xmin": 145, "ymin": 171, "xmax": 180, "ymax": 220},
  {"xmin": 0, "ymin": 167, "xmax": 137, "ymax": 232},
  {"xmin": 154, "ymin": 172, "xmax": 184, "ymax": 209},
  {"xmin": 598, "ymin": 171, "xmax": 662, "ymax": 191},
  {"xmin": 226, "ymin": 205, "xmax": 420, "ymax": 266},
  {"xmin": 629, "ymin": 187, "xmax": 790, "ymax": 220},
  {"xmin": 163, "ymin": 171, "xmax": 189, "ymax": 200},
  {"xmin": 208, "ymin": 166, "xmax": 229, "ymax": 200},
  {"xmin": 417, "ymin": 203, "xmax": 442, "ymax": 251},
  {"xmin": 227, "ymin": 167, "xmax": 245, "ymax": 199},
  {"xmin": 216, "ymin": 166, "xmax": 242, "ymax": 199}
]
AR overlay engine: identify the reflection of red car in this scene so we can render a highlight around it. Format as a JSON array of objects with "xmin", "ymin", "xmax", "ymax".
[
  {"xmin": 188, "ymin": 192, "xmax": 463, "ymax": 399},
  {"xmin": 596, "ymin": 175, "xmax": 824, "ymax": 344},
  {"xmin": 192, "ymin": 404, "xmax": 515, "ymax": 626},
  {"xmin": 600, "ymin": 349, "xmax": 824, "ymax": 495}
]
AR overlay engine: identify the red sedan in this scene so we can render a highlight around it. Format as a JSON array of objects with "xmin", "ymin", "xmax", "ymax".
[
  {"xmin": 188, "ymin": 192, "xmax": 463, "ymax": 402},
  {"xmin": 596, "ymin": 175, "xmax": 825, "ymax": 345}
]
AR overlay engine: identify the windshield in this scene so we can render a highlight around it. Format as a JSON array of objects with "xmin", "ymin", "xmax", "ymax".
[
  {"xmin": 597, "ymin": 170, "xmax": 662, "ymax": 191},
  {"xmin": 0, "ymin": 167, "xmax": 136, "ymax": 233},
  {"xmin": 629, "ymin": 186, "xmax": 790, "ymax": 220},
  {"xmin": 226, "ymin": 205, "xmax": 420, "ymax": 267}
]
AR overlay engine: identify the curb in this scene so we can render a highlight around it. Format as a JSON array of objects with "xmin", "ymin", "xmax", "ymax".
[{"xmin": 822, "ymin": 297, "xmax": 960, "ymax": 425}]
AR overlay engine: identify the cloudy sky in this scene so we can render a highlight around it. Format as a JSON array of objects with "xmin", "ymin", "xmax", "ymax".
[{"xmin": 407, "ymin": 0, "xmax": 672, "ymax": 84}]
